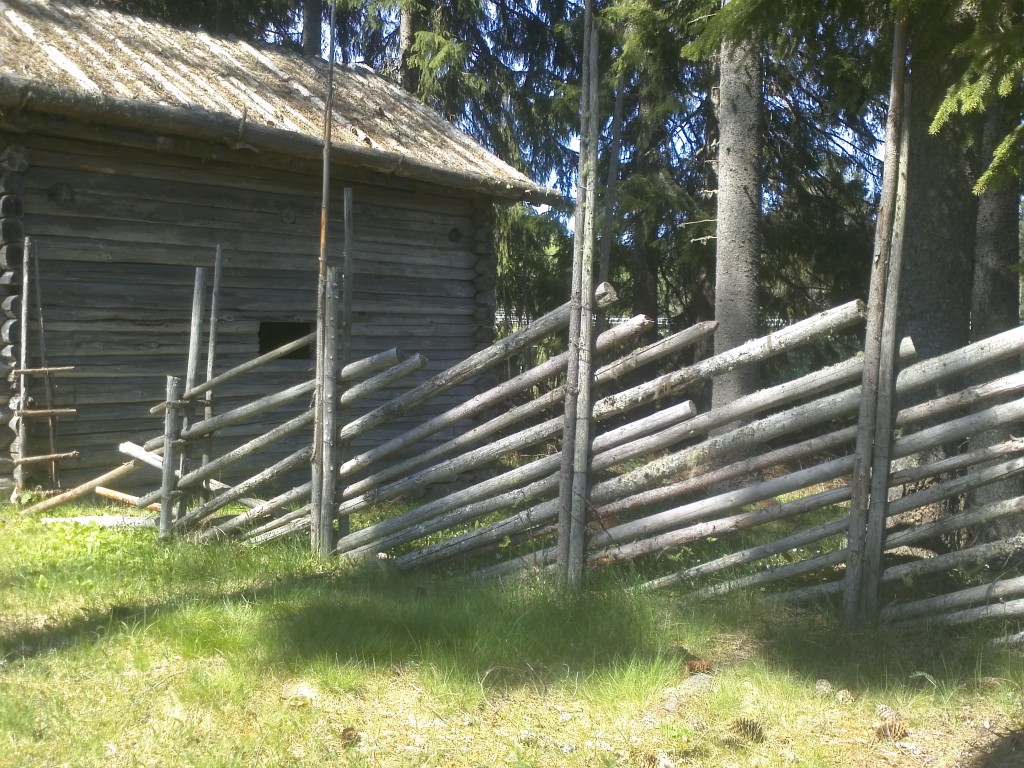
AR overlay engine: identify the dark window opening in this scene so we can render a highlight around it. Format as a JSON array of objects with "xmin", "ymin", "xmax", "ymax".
[{"xmin": 258, "ymin": 321, "xmax": 313, "ymax": 359}]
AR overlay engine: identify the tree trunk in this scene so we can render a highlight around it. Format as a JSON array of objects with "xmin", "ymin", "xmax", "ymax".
[
  {"xmin": 969, "ymin": 98, "xmax": 1024, "ymax": 541},
  {"xmin": 712, "ymin": 11, "xmax": 762, "ymax": 410},
  {"xmin": 302, "ymin": 0, "xmax": 323, "ymax": 58},
  {"xmin": 214, "ymin": 0, "xmax": 233, "ymax": 35},
  {"xmin": 399, "ymin": 8, "xmax": 422, "ymax": 94},
  {"xmin": 898, "ymin": 21, "xmax": 977, "ymax": 368}
]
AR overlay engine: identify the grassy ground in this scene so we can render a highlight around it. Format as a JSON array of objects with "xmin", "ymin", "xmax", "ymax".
[{"xmin": 1, "ymin": 505, "xmax": 1022, "ymax": 767}]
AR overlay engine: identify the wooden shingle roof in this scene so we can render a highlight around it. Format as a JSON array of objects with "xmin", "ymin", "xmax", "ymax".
[{"xmin": 0, "ymin": 0, "xmax": 558, "ymax": 203}]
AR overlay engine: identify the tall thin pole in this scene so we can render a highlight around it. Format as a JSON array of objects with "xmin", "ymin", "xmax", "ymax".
[
  {"xmin": 312, "ymin": 0, "xmax": 338, "ymax": 555},
  {"xmin": 843, "ymin": 20, "xmax": 906, "ymax": 624},
  {"xmin": 558, "ymin": 0, "xmax": 599, "ymax": 583}
]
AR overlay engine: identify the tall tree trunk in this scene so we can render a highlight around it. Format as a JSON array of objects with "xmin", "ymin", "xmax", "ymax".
[
  {"xmin": 303, "ymin": 0, "xmax": 323, "ymax": 57},
  {"xmin": 712, "ymin": 18, "xmax": 763, "ymax": 409},
  {"xmin": 892, "ymin": 15, "xmax": 980, "ymax": 543},
  {"xmin": 969, "ymin": 98, "xmax": 1023, "ymax": 541},
  {"xmin": 399, "ymin": 8, "xmax": 423, "ymax": 94},
  {"xmin": 897, "ymin": 24, "xmax": 977, "ymax": 367},
  {"xmin": 215, "ymin": 0, "xmax": 233, "ymax": 35}
]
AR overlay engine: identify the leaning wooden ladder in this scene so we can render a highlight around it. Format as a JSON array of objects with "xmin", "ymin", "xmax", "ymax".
[{"xmin": 12, "ymin": 237, "xmax": 77, "ymax": 496}]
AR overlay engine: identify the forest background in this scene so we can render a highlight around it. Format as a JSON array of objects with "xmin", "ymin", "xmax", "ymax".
[{"xmin": 93, "ymin": 0, "xmax": 1023, "ymax": 406}]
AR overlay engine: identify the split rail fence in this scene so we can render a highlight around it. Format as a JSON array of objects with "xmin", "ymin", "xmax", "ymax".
[{"xmin": 22, "ymin": 271, "xmax": 1024, "ymax": 637}]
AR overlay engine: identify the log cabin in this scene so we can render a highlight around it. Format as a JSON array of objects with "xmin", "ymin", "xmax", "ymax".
[{"xmin": 0, "ymin": 0, "xmax": 556, "ymax": 495}]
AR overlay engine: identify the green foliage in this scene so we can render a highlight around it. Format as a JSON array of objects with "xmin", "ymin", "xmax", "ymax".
[{"xmin": 930, "ymin": 3, "xmax": 1024, "ymax": 193}]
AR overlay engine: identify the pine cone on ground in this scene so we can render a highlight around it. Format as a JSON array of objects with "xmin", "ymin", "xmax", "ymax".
[
  {"xmin": 729, "ymin": 717, "xmax": 765, "ymax": 742},
  {"xmin": 875, "ymin": 719, "xmax": 909, "ymax": 741}
]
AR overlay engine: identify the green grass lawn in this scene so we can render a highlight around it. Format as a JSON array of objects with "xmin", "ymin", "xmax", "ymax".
[{"xmin": 1, "ymin": 505, "xmax": 1022, "ymax": 767}]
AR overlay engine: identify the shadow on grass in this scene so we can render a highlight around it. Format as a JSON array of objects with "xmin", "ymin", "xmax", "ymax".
[
  {"xmin": 2, "ymin": 565, "xmax": 667, "ymax": 690},
  {"xmin": 968, "ymin": 727, "xmax": 1024, "ymax": 767}
]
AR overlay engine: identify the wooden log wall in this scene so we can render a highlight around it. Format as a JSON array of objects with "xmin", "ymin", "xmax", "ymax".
[
  {"xmin": 1, "ymin": 119, "xmax": 494, "ymax": 491},
  {"xmin": 0, "ymin": 142, "xmax": 26, "ymax": 494}
]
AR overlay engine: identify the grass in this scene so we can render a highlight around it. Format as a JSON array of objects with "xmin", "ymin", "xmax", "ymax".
[{"xmin": 2, "ymin": 503, "xmax": 1023, "ymax": 767}]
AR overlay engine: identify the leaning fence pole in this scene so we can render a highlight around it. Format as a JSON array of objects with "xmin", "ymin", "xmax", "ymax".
[
  {"xmin": 202, "ymin": 246, "xmax": 224, "ymax": 492},
  {"xmin": 159, "ymin": 376, "xmax": 183, "ymax": 539},
  {"xmin": 844, "ymin": 20, "xmax": 906, "ymax": 625},
  {"xmin": 558, "ymin": 0, "xmax": 599, "ymax": 583},
  {"xmin": 178, "ymin": 266, "xmax": 208, "ymax": 520}
]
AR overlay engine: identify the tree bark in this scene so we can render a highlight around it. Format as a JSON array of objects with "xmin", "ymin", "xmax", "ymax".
[
  {"xmin": 969, "ymin": 98, "xmax": 1024, "ymax": 541},
  {"xmin": 712, "ymin": 5, "xmax": 762, "ymax": 409},
  {"xmin": 302, "ymin": 0, "xmax": 324, "ymax": 58}
]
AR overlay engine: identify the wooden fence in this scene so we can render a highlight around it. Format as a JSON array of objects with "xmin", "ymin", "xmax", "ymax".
[{"xmin": 21, "ymin": 274, "xmax": 1024, "ymax": 637}]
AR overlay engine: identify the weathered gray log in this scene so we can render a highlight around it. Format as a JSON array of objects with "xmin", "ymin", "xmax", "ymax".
[
  {"xmin": 197, "ymin": 483, "xmax": 312, "ymax": 542},
  {"xmin": 241, "ymin": 502, "xmax": 312, "ymax": 540},
  {"xmin": 340, "ymin": 316, "xmax": 691, "ymax": 501},
  {"xmin": 179, "ymin": 380, "xmax": 314, "ymax": 441},
  {"xmin": 654, "ymin": 447, "xmax": 1024, "ymax": 593},
  {"xmin": 931, "ymin": 598, "xmax": 1024, "ymax": 628},
  {"xmin": 678, "ymin": 447, "xmax": 1024, "ymax": 596},
  {"xmin": 19, "ymin": 445, "xmax": 162, "ymax": 515},
  {"xmin": 0, "ymin": 172, "xmax": 24, "ymax": 196},
  {"xmin": 355, "ymin": 401, "xmax": 700, "ymax": 563},
  {"xmin": 992, "ymin": 631, "xmax": 1024, "ymax": 645},
  {"xmin": 174, "ymin": 447, "xmax": 313, "ymax": 531},
  {"xmin": 148, "ymin": 334, "xmax": 312, "ymax": 414},
  {"xmin": 335, "ymin": 283, "xmax": 616, "ymax": 446},
  {"xmin": 0, "ymin": 195, "xmax": 23, "ymax": 218},
  {"xmin": 472, "ymin": 366, "xmax": 1024, "ymax": 579},
  {"xmin": 177, "ymin": 266, "xmax": 208, "ymax": 518},
  {"xmin": 95, "ymin": 485, "xmax": 159, "ymax": 510},
  {"xmin": 313, "ymin": 265, "xmax": 341, "ymax": 557},
  {"xmin": 177, "ymin": 411, "xmax": 311, "ymax": 490},
  {"xmin": 119, "ymin": 441, "xmax": 167, "ymax": 471},
  {"xmin": 0, "ymin": 145, "xmax": 28, "ymax": 172},
  {"xmin": 559, "ymin": 2, "xmax": 600, "ymax": 583},
  {"xmin": 783, "ymin": 512, "xmax": 1024, "ymax": 605},
  {"xmin": 596, "ymin": 300, "xmax": 865, "ymax": 417},
  {"xmin": 884, "ymin": 493, "xmax": 1024, "ymax": 551},
  {"xmin": 338, "ymin": 314, "xmax": 652, "ymax": 485},
  {"xmin": 861, "ymin": 81, "xmax": 911, "ymax": 619},
  {"xmin": 336, "ymin": 399, "xmax": 698, "ymax": 559},
  {"xmin": 337, "ymin": 188, "xmax": 355, "ymax": 539},
  {"xmin": 405, "ymin": 349, "xmax": 896, "ymax": 571},
  {"xmin": 159, "ymin": 376, "xmax": 183, "ymax": 539},
  {"xmin": 845, "ymin": 27, "xmax": 908, "ymax": 624},
  {"xmin": 14, "ymin": 450, "xmax": 79, "ymax": 465},
  {"xmin": 478, "ymin": 455, "xmax": 858, "ymax": 579},
  {"xmin": 40, "ymin": 515, "xmax": 158, "ymax": 528},
  {"xmin": 14, "ymin": 237, "xmax": 29, "ymax": 495},
  {"xmin": 202, "ymin": 245, "xmax": 224, "ymax": 476},
  {"xmin": 881, "ymin": 574, "xmax": 1024, "ymax": 623},
  {"xmin": 243, "ymin": 505, "xmax": 312, "ymax": 546}
]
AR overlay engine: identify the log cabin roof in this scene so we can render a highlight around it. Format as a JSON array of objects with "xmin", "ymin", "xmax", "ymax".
[{"xmin": 0, "ymin": 0, "xmax": 559, "ymax": 203}]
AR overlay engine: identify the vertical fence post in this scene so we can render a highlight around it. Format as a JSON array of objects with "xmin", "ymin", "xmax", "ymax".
[
  {"xmin": 312, "ymin": 0, "xmax": 338, "ymax": 556},
  {"xmin": 558, "ymin": 0, "xmax": 599, "ymax": 583},
  {"xmin": 336, "ymin": 188, "xmax": 354, "ymax": 540},
  {"xmin": 862, "ymin": 82, "xmax": 911, "ymax": 617},
  {"xmin": 177, "ymin": 266, "xmax": 207, "ymax": 520},
  {"xmin": 314, "ymin": 266, "xmax": 340, "ymax": 557},
  {"xmin": 844, "ymin": 21, "xmax": 906, "ymax": 625},
  {"xmin": 160, "ymin": 375, "xmax": 183, "ymax": 540}
]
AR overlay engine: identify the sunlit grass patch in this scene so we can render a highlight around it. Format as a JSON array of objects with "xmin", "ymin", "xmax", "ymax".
[{"xmin": 1, "ymin": 504, "xmax": 1022, "ymax": 767}]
